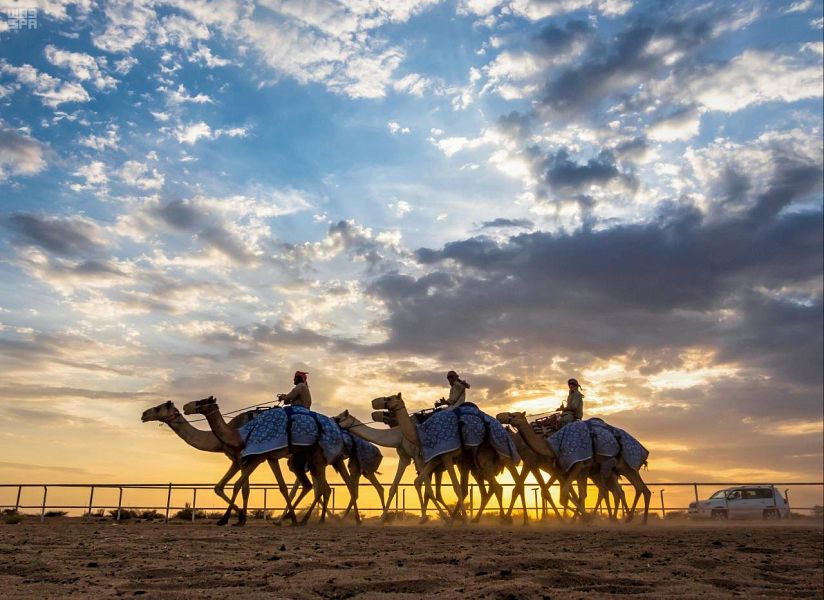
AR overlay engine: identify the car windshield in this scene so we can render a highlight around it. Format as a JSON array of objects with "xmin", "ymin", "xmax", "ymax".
[{"xmin": 709, "ymin": 490, "xmax": 728, "ymax": 499}]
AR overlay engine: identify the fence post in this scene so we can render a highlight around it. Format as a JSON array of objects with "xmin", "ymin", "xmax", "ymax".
[
  {"xmin": 165, "ymin": 483, "xmax": 172, "ymax": 523},
  {"xmin": 784, "ymin": 489, "xmax": 791, "ymax": 520},
  {"xmin": 533, "ymin": 488, "xmax": 539, "ymax": 521},
  {"xmin": 191, "ymin": 488, "xmax": 197, "ymax": 523},
  {"xmin": 402, "ymin": 488, "xmax": 406, "ymax": 518},
  {"xmin": 693, "ymin": 484, "xmax": 699, "ymax": 505},
  {"xmin": 15, "ymin": 485, "xmax": 22, "ymax": 513},
  {"xmin": 116, "ymin": 487, "xmax": 123, "ymax": 521},
  {"xmin": 263, "ymin": 488, "xmax": 268, "ymax": 520},
  {"xmin": 659, "ymin": 489, "xmax": 666, "ymax": 519},
  {"xmin": 86, "ymin": 486, "xmax": 95, "ymax": 521},
  {"xmin": 395, "ymin": 487, "xmax": 399, "ymax": 516},
  {"xmin": 40, "ymin": 486, "xmax": 48, "ymax": 523}
]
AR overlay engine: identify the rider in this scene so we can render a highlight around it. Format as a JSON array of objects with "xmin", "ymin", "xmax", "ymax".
[
  {"xmin": 277, "ymin": 371, "xmax": 312, "ymax": 409},
  {"xmin": 558, "ymin": 378, "xmax": 584, "ymax": 425},
  {"xmin": 436, "ymin": 370, "xmax": 470, "ymax": 410}
]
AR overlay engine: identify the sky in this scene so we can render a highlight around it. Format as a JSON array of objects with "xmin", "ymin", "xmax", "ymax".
[{"xmin": 0, "ymin": 0, "xmax": 822, "ymax": 510}]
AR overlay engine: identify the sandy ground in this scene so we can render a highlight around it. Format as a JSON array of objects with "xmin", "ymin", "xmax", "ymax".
[{"xmin": 0, "ymin": 518, "xmax": 821, "ymax": 599}]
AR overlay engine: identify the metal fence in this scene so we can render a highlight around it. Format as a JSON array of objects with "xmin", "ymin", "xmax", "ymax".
[{"xmin": 3, "ymin": 481, "xmax": 822, "ymax": 523}]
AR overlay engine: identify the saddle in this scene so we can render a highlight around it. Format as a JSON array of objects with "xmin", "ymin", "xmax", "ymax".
[{"xmin": 531, "ymin": 412, "xmax": 562, "ymax": 436}]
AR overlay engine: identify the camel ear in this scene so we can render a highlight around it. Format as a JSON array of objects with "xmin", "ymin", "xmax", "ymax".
[
  {"xmin": 165, "ymin": 401, "xmax": 172, "ymax": 407},
  {"xmin": 397, "ymin": 392, "xmax": 402, "ymax": 399},
  {"xmin": 343, "ymin": 409, "xmax": 349, "ymax": 417}
]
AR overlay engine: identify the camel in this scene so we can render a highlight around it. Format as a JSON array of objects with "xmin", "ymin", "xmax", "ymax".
[
  {"xmin": 140, "ymin": 401, "xmax": 284, "ymax": 517},
  {"xmin": 502, "ymin": 427, "xmax": 563, "ymax": 522},
  {"xmin": 334, "ymin": 410, "xmax": 433, "ymax": 521},
  {"xmin": 371, "ymin": 393, "xmax": 519, "ymax": 523},
  {"xmin": 182, "ymin": 397, "xmax": 329, "ymax": 526},
  {"xmin": 183, "ymin": 397, "xmax": 367, "ymax": 526},
  {"xmin": 496, "ymin": 412, "xmax": 591, "ymax": 519}
]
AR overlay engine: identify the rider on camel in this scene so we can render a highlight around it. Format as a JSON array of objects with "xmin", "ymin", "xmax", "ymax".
[
  {"xmin": 557, "ymin": 378, "xmax": 584, "ymax": 425},
  {"xmin": 436, "ymin": 370, "xmax": 470, "ymax": 410},
  {"xmin": 277, "ymin": 371, "xmax": 311, "ymax": 409}
]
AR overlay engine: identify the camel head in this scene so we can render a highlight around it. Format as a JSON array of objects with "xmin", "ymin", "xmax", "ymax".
[
  {"xmin": 333, "ymin": 409, "xmax": 355, "ymax": 429},
  {"xmin": 371, "ymin": 392, "xmax": 404, "ymax": 412},
  {"xmin": 182, "ymin": 396, "xmax": 218, "ymax": 416},
  {"xmin": 496, "ymin": 411, "xmax": 528, "ymax": 428},
  {"xmin": 141, "ymin": 401, "xmax": 179, "ymax": 423}
]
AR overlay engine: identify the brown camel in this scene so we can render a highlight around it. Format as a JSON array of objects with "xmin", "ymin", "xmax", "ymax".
[
  {"xmin": 182, "ymin": 397, "xmax": 314, "ymax": 526},
  {"xmin": 140, "ymin": 401, "xmax": 280, "ymax": 517},
  {"xmin": 503, "ymin": 428, "xmax": 564, "ymax": 522},
  {"xmin": 183, "ymin": 397, "xmax": 362, "ymax": 526},
  {"xmin": 496, "ymin": 412, "xmax": 591, "ymax": 519},
  {"xmin": 371, "ymin": 393, "xmax": 519, "ymax": 523}
]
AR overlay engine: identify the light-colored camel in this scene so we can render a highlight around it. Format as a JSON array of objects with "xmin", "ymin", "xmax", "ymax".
[
  {"xmin": 182, "ymin": 397, "xmax": 321, "ymax": 526},
  {"xmin": 334, "ymin": 410, "xmax": 435, "ymax": 521},
  {"xmin": 496, "ymin": 412, "xmax": 591, "ymax": 519},
  {"xmin": 140, "ymin": 401, "xmax": 279, "ymax": 517}
]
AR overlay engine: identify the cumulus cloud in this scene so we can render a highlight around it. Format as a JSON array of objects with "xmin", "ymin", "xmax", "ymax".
[
  {"xmin": 174, "ymin": 122, "xmax": 248, "ymax": 145},
  {"xmin": 0, "ymin": 61, "xmax": 90, "ymax": 108},
  {"xmin": 0, "ymin": 128, "xmax": 47, "ymax": 180},
  {"xmin": 118, "ymin": 160, "xmax": 164, "ymax": 190},
  {"xmin": 44, "ymin": 45, "xmax": 117, "ymax": 90}
]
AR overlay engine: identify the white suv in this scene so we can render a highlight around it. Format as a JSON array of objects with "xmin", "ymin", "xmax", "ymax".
[{"xmin": 688, "ymin": 485, "xmax": 790, "ymax": 520}]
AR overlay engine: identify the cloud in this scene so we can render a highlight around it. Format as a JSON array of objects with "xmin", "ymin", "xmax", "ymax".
[
  {"xmin": 2, "ymin": 213, "xmax": 106, "ymax": 258},
  {"xmin": 174, "ymin": 122, "xmax": 248, "ymax": 145},
  {"xmin": 79, "ymin": 124, "xmax": 119, "ymax": 151},
  {"xmin": 480, "ymin": 218, "xmax": 534, "ymax": 229},
  {"xmin": 118, "ymin": 160, "xmax": 164, "ymax": 190},
  {"xmin": 387, "ymin": 121, "xmax": 410, "ymax": 135},
  {"xmin": 43, "ymin": 45, "xmax": 117, "ymax": 90},
  {"xmin": 0, "ymin": 128, "xmax": 47, "ymax": 180},
  {"xmin": 0, "ymin": 60, "xmax": 90, "ymax": 108}
]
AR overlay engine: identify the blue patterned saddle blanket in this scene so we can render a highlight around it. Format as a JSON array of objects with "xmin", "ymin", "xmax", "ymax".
[
  {"xmin": 547, "ymin": 420, "xmax": 593, "ymax": 473},
  {"xmin": 601, "ymin": 422, "xmax": 649, "ymax": 471},
  {"xmin": 342, "ymin": 431, "xmax": 383, "ymax": 475},
  {"xmin": 416, "ymin": 404, "xmax": 520, "ymax": 464},
  {"xmin": 238, "ymin": 406, "xmax": 343, "ymax": 463}
]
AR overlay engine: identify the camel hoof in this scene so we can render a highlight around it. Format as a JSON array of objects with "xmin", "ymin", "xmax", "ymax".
[
  {"xmin": 232, "ymin": 520, "xmax": 246, "ymax": 528},
  {"xmin": 418, "ymin": 515, "xmax": 429, "ymax": 525},
  {"xmin": 216, "ymin": 518, "xmax": 229, "ymax": 526},
  {"xmin": 500, "ymin": 514, "xmax": 513, "ymax": 525}
]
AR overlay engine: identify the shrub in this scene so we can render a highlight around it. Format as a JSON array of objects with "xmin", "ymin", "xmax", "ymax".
[
  {"xmin": 174, "ymin": 503, "xmax": 207, "ymax": 520},
  {"xmin": 82, "ymin": 509, "xmax": 106, "ymax": 519},
  {"xmin": 204, "ymin": 511, "xmax": 225, "ymax": 520},
  {"xmin": 108, "ymin": 509, "xmax": 132, "ymax": 520},
  {"xmin": 250, "ymin": 509, "xmax": 272, "ymax": 520},
  {"xmin": 44, "ymin": 510, "xmax": 68, "ymax": 518},
  {"xmin": 4, "ymin": 512, "xmax": 22, "ymax": 524},
  {"xmin": 137, "ymin": 509, "xmax": 160, "ymax": 520}
]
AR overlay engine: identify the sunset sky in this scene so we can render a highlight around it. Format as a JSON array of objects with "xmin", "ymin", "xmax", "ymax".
[{"xmin": 0, "ymin": 0, "xmax": 822, "ymax": 511}]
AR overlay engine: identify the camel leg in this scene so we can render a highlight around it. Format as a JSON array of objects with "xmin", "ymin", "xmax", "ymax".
[
  {"xmin": 505, "ymin": 465, "xmax": 527, "ymax": 519},
  {"xmin": 364, "ymin": 471, "xmax": 386, "ymax": 513},
  {"xmin": 213, "ymin": 462, "xmax": 242, "ymax": 516},
  {"xmin": 417, "ymin": 463, "xmax": 450, "ymax": 522},
  {"xmin": 301, "ymin": 451, "xmax": 330, "ymax": 525},
  {"xmin": 341, "ymin": 461, "xmax": 362, "ymax": 523},
  {"xmin": 623, "ymin": 467, "xmax": 651, "ymax": 524},
  {"xmin": 382, "ymin": 454, "xmax": 410, "ymax": 521},
  {"xmin": 220, "ymin": 456, "xmax": 263, "ymax": 526},
  {"xmin": 442, "ymin": 455, "xmax": 464, "ymax": 522},
  {"xmin": 266, "ymin": 456, "xmax": 297, "ymax": 525},
  {"xmin": 535, "ymin": 469, "xmax": 562, "ymax": 520}
]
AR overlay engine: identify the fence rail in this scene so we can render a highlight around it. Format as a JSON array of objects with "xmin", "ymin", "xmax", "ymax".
[{"xmin": 2, "ymin": 481, "xmax": 822, "ymax": 523}]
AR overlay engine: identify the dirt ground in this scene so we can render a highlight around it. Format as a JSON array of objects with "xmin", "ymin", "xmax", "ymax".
[{"xmin": 0, "ymin": 518, "xmax": 821, "ymax": 599}]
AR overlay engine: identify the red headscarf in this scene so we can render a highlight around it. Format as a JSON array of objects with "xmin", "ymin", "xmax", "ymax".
[{"xmin": 294, "ymin": 371, "xmax": 309, "ymax": 386}]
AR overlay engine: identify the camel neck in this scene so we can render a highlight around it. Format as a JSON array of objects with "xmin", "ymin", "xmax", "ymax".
[
  {"xmin": 346, "ymin": 421, "xmax": 404, "ymax": 448},
  {"xmin": 164, "ymin": 415, "xmax": 225, "ymax": 453},
  {"xmin": 388, "ymin": 403, "xmax": 419, "ymax": 447},
  {"xmin": 201, "ymin": 407, "xmax": 244, "ymax": 450},
  {"xmin": 513, "ymin": 421, "xmax": 554, "ymax": 458}
]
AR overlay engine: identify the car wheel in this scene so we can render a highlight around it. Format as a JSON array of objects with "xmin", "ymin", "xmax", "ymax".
[
  {"xmin": 762, "ymin": 509, "xmax": 778, "ymax": 521},
  {"xmin": 711, "ymin": 509, "xmax": 727, "ymax": 521}
]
